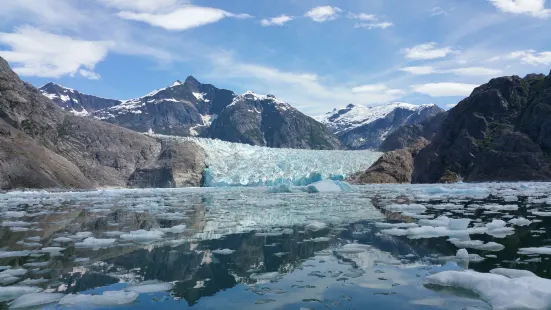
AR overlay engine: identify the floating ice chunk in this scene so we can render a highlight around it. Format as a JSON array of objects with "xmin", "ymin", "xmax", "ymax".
[
  {"xmin": 160, "ymin": 225, "xmax": 187, "ymax": 233},
  {"xmin": 71, "ymin": 232, "xmax": 93, "ymax": 240},
  {"xmin": 448, "ymin": 218, "xmax": 470, "ymax": 231},
  {"xmin": 419, "ymin": 216, "xmax": 450, "ymax": 227},
  {"xmin": 4, "ymin": 211, "xmax": 26, "ymax": 218},
  {"xmin": 305, "ymin": 180, "xmax": 353, "ymax": 193},
  {"xmin": 375, "ymin": 222, "xmax": 418, "ymax": 228},
  {"xmin": 423, "ymin": 187, "xmax": 489, "ymax": 198},
  {"xmin": 531, "ymin": 211, "xmax": 551, "ymax": 217},
  {"xmin": 508, "ymin": 217, "xmax": 532, "ymax": 226},
  {"xmin": 490, "ymin": 268, "xmax": 537, "ymax": 279},
  {"xmin": 9, "ymin": 293, "xmax": 64, "ymax": 308},
  {"xmin": 448, "ymin": 238, "xmax": 505, "ymax": 252},
  {"xmin": 126, "ymin": 282, "xmax": 173, "ymax": 293},
  {"xmin": 481, "ymin": 204, "xmax": 519, "ymax": 211},
  {"xmin": 0, "ymin": 268, "xmax": 27, "ymax": 285},
  {"xmin": 1, "ymin": 221, "xmax": 31, "ymax": 227},
  {"xmin": 41, "ymin": 247, "xmax": 64, "ymax": 256},
  {"xmin": 304, "ymin": 221, "xmax": 327, "ymax": 231},
  {"xmin": 120, "ymin": 230, "xmax": 165, "ymax": 244},
  {"xmin": 518, "ymin": 247, "xmax": 551, "ymax": 255},
  {"xmin": 212, "ymin": 249, "xmax": 235, "ymax": 255},
  {"xmin": 75, "ymin": 237, "xmax": 116, "ymax": 249},
  {"xmin": 456, "ymin": 249, "xmax": 469, "ymax": 260},
  {"xmin": 59, "ymin": 291, "xmax": 139, "ymax": 306},
  {"xmin": 52, "ymin": 237, "xmax": 73, "ymax": 243},
  {"xmin": 0, "ymin": 250, "xmax": 34, "ymax": 258},
  {"xmin": 0, "ymin": 286, "xmax": 41, "ymax": 302},
  {"xmin": 486, "ymin": 220, "xmax": 506, "ymax": 230},
  {"xmin": 384, "ymin": 204, "xmax": 426, "ymax": 213},
  {"xmin": 485, "ymin": 220, "xmax": 515, "ymax": 238},
  {"xmin": 425, "ymin": 270, "xmax": 551, "ymax": 310},
  {"xmin": 250, "ymin": 272, "xmax": 279, "ymax": 281}
]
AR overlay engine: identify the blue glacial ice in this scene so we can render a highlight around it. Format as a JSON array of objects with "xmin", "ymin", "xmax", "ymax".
[{"xmin": 158, "ymin": 136, "xmax": 382, "ymax": 187}]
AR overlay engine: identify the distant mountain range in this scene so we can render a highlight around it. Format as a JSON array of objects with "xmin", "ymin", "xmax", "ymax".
[
  {"xmin": 40, "ymin": 80, "xmax": 441, "ymax": 151},
  {"xmin": 39, "ymin": 77, "xmax": 341, "ymax": 150},
  {"xmin": 316, "ymin": 103, "xmax": 443, "ymax": 149}
]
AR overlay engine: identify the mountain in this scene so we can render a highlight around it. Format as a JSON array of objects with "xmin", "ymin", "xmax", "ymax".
[
  {"xmin": 39, "ymin": 82, "xmax": 121, "ymax": 116},
  {"xmin": 413, "ymin": 72, "xmax": 551, "ymax": 183},
  {"xmin": 316, "ymin": 102, "xmax": 443, "ymax": 150},
  {"xmin": 91, "ymin": 76, "xmax": 234, "ymax": 137},
  {"xmin": 0, "ymin": 56, "xmax": 205, "ymax": 190},
  {"xmin": 209, "ymin": 91, "xmax": 342, "ymax": 149},
  {"xmin": 40, "ymin": 78, "xmax": 342, "ymax": 150},
  {"xmin": 379, "ymin": 111, "xmax": 448, "ymax": 152}
]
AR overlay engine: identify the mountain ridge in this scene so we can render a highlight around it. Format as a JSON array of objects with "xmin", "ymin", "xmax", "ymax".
[{"xmin": 316, "ymin": 102, "xmax": 444, "ymax": 149}]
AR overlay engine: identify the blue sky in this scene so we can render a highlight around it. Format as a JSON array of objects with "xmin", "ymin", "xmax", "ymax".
[{"xmin": 0, "ymin": 0, "xmax": 550, "ymax": 115}]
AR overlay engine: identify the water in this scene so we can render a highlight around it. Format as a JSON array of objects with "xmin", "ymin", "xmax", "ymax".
[{"xmin": 0, "ymin": 183, "xmax": 550, "ymax": 309}]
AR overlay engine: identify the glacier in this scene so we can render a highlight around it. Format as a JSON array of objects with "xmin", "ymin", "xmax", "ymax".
[{"xmin": 155, "ymin": 136, "xmax": 382, "ymax": 187}]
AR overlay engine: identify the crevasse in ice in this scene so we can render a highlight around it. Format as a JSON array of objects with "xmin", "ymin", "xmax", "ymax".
[{"xmin": 155, "ymin": 136, "xmax": 383, "ymax": 186}]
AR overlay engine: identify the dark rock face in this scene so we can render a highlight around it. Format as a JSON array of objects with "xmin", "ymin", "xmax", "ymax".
[
  {"xmin": 380, "ymin": 112, "xmax": 448, "ymax": 152},
  {"xmin": 413, "ymin": 72, "xmax": 551, "ymax": 183},
  {"xmin": 0, "ymin": 56, "xmax": 205, "ymax": 190},
  {"xmin": 39, "ymin": 82, "xmax": 121, "ymax": 115},
  {"xmin": 209, "ymin": 92, "xmax": 342, "ymax": 149},
  {"xmin": 128, "ymin": 141, "xmax": 206, "ymax": 188},
  {"xmin": 317, "ymin": 103, "xmax": 443, "ymax": 150},
  {"xmin": 348, "ymin": 149, "xmax": 414, "ymax": 184},
  {"xmin": 91, "ymin": 76, "xmax": 235, "ymax": 137},
  {"xmin": 348, "ymin": 141, "xmax": 428, "ymax": 184}
]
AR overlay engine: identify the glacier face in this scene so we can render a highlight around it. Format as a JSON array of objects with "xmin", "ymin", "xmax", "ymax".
[{"xmin": 156, "ymin": 136, "xmax": 382, "ymax": 186}]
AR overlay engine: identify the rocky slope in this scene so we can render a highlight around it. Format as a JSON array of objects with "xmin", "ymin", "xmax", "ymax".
[
  {"xmin": 0, "ymin": 56, "xmax": 204, "ymax": 190},
  {"xmin": 209, "ymin": 91, "xmax": 341, "ymax": 149},
  {"xmin": 39, "ymin": 82, "xmax": 121, "ymax": 116},
  {"xmin": 316, "ymin": 103, "xmax": 443, "ymax": 149},
  {"xmin": 379, "ymin": 111, "xmax": 448, "ymax": 152},
  {"xmin": 41, "ymin": 79, "xmax": 341, "ymax": 149},
  {"xmin": 413, "ymin": 71, "xmax": 551, "ymax": 183}
]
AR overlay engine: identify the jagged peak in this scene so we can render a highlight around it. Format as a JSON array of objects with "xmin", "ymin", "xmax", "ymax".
[
  {"xmin": 184, "ymin": 75, "xmax": 200, "ymax": 86},
  {"xmin": 40, "ymin": 82, "xmax": 75, "ymax": 93},
  {"xmin": 171, "ymin": 80, "xmax": 183, "ymax": 87}
]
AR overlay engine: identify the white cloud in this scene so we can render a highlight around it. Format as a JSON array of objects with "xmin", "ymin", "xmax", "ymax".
[
  {"xmin": 118, "ymin": 6, "xmax": 250, "ymax": 31},
  {"xmin": 354, "ymin": 22, "xmax": 393, "ymax": 30},
  {"xmin": 96, "ymin": 0, "xmax": 181, "ymax": 12},
  {"xmin": 445, "ymin": 67, "xmax": 502, "ymax": 76},
  {"xmin": 260, "ymin": 15, "xmax": 293, "ymax": 26},
  {"xmin": 488, "ymin": 0, "xmax": 550, "ymax": 18},
  {"xmin": 413, "ymin": 83, "xmax": 479, "ymax": 97},
  {"xmin": 403, "ymin": 42, "xmax": 459, "ymax": 60},
  {"xmin": 304, "ymin": 6, "xmax": 342, "ymax": 22},
  {"xmin": 430, "ymin": 6, "xmax": 450, "ymax": 16},
  {"xmin": 348, "ymin": 13, "xmax": 378, "ymax": 21},
  {"xmin": 352, "ymin": 84, "xmax": 403, "ymax": 95},
  {"xmin": 400, "ymin": 66, "xmax": 435, "ymax": 75},
  {"xmin": 78, "ymin": 69, "xmax": 101, "ymax": 80},
  {"xmin": 0, "ymin": 26, "xmax": 111, "ymax": 79},
  {"xmin": 206, "ymin": 53, "xmax": 405, "ymax": 115},
  {"xmin": 509, "ymin": 50, "xmax": 551, "ymax": 65}
]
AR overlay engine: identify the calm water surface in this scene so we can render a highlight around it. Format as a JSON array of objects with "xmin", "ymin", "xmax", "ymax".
[{"xmin": 0, "ymin": 183, "xmax": 550, "ymax": 309}]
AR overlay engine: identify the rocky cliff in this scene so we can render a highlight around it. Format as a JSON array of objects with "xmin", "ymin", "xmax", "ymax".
[
  {"xmin": 39, "ymin": 82, "xmax": 121, "ymax": 116},
  {"xmin": 0, "ymin": 56, "xmax": 204, "ymax": 190},
  {"xmin": 379, "ymin": 111, "xmax": 448, "ymax": 152},
  {"xmin": 413, "ymin": 72, "xmax": 551, "ymax": 183}
]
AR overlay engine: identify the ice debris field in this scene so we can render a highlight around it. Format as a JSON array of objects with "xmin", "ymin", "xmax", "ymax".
[
  {"xmin": 0, "ymin": 182, "xmax": 551, "ymax": 309},
  {"xmin": 156, "ymin": 136, "xmax": 383, "ymax": 186}
]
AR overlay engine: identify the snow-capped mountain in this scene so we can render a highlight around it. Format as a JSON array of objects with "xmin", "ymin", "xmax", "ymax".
[
  {"xmin": 39, "ymin": 83, "xmax": 121, "ymax": 116},
  {"xmin": 39, "ymin": 78, "xmax": 341, "ymax": 149},
  {"xmin": 89, "ymin": 76, "xmax": 235, "ymax": 136},
  {"xmin": 209, "ymin": 91, "xmax": 341, "ymax": 149},
  {"xmin": 316, "ymin": 102, "xmax": 444, "ymax": 150}
]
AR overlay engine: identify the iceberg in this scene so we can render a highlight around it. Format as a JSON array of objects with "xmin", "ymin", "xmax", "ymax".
[
  {"xmin": 425, "ymin": 269, "xmax": 551, "ymax": 309},
  {"xmin": 157, "ymin": 136, "xmax": 382, "ymax": 186}
]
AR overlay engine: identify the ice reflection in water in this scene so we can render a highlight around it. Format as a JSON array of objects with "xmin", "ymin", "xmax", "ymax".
[{"xmin": 0, "ymin": 183, "xmax": 549, "ymax": 309}]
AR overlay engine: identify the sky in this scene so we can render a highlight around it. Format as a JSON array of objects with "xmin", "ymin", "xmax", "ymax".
[{"xmin": 0, "ymin": 0, "xmax": 550, "ymax": 116}]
